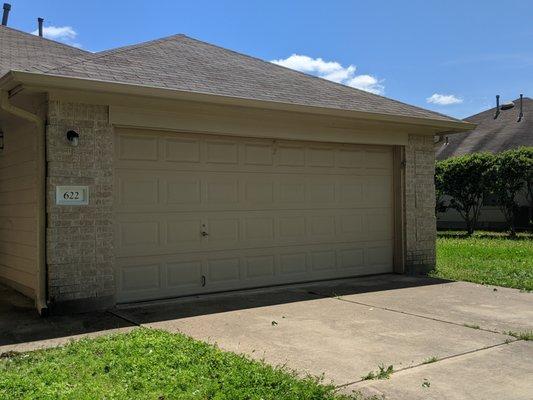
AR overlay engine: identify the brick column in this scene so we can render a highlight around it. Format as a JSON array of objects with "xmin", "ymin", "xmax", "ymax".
[
  {"xmin": 46, "ymin": 101, "xmax": 115, "ymax": 311},
  {"xmin": 404, "ymin": 134, "xmax": 436, "ymax": 273}
]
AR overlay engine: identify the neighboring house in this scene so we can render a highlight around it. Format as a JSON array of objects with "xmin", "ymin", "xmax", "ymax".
[
  {"xmin": 0, "ymin": 23, "xmax": 472, "ymax": 315},
  {"xmin": 436, "ymin": 97, "xmax": 532, "ymax": 230}
]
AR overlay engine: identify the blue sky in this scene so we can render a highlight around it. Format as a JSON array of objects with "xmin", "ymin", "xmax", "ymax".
[{"xmin": 6, "ymin": 0, "xmax": 532, "ymax": 118}]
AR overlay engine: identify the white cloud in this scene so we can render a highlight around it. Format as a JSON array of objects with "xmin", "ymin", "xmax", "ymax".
[
  {"xmin": 271, "ymin": 54, "xmax": 384, "ymax": 95},
  {"xmin": 426, "ymin": 93, "xmax": 463, "ymax": 105},
  {"xmin": 32, "ymin": 25, "xmax": 81, "ymax": 48}
]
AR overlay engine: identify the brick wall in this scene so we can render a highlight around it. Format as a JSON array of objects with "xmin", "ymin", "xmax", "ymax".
[
  {"xmin": 404, "ymin": 134, "xmax": 436, "ymax": 272},
  {"xmin": 46, "ymin": 101, "xmax": 115, "ymax": 307}
]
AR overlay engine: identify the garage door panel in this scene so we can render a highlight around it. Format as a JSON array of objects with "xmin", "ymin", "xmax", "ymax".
[
  {"xmin": 164, "ymin": 137, "xmax": 201, "ymax": 163},
  {"xmin": 115, "ymin": 209, "xmax": 391, "ymax": 258},
  {"xmin": 310, "ymin": 250, "xmax": 337, "ymax": 271},
  {"xmin": 307, "ymin": 146, "xmax": 335, "ymax": 167},
  {"xmin": 208, "ymin": 257, "xmax": 241, "ymax": 283},
  {"xmin": 120, "ymin": 263, "xmax": 162, "ymax": 292},
  {"xmin": 166, "ymin": 178, "xmax": 201, "ymax": 204},
  {"xmin": 277, "ymin": 144, "xmax": 305, "ymax": 166},
  {"xmin": 117, "ymin": 134, "xmax": 158, "ymax": 161},
  {"xmin": 117, "ymin": 175, "xmax": 159, "ymax": 206},
  {"xmin": 244, "ymin": 143, "xmax": 274, "ymax": 166},
  {"xmin": 167, "ymin": 219, "xmax": 203, "ymax": 246},
  {"xmin": 279, "ymin": 216, "xmax": 306, "ymax": 239},
  {"xmin": 115, "ymin": 129, "xmax": 394, "ymax": 302},
  {"xmin": 244, "ymin": 180, "xmax": 274, "ymax": 204},
  {"xmin": 279, "ymin": 252, "xmax": 308, "ymax": 275},
  {"xmin": 116, "ymin": 240, "xmax": 393, "ymax": 302},
  {"xmin": 207, "ymin": 217, "xmax": 240, "ymax": 243},
  {"xmin": 115, "ymin": 171, "xmax": 391, "ymax": 212},
  {"xmin": 205, "ymin": 140, "xmax": 239, "ymax": 164},
  {"xmin": 167, "ymin": 260, "xmax": 203, "ymax": 289},
  {"xmin": 119, "ymin": 221, "xmax": 161, "ymax": 248},
  {"xmin": 365, "ymin": 245, "xmax": 394, "ymax": 266},
  {"xmin": 339, "ymin": 248, "xmax": 364, "ymax": 269},
  {"xmin": 246, "ymin": 255, "xmax": 276, "ymax": 279}
]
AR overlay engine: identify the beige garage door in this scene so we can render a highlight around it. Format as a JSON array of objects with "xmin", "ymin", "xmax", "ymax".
[{"xmin": 114, "ymin": 128, "xmax": 394, "ymax": 303}]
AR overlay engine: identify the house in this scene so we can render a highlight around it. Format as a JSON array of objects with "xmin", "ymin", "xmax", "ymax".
[
  {"xmin": 0, "ymin": 19, "xmax": 473, "ymax": 314},
  {"xmin": 436, "ymin": 97, "xmax": 532, "ymax": 230}
]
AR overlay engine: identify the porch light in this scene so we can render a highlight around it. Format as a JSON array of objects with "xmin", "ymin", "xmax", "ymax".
[{"xmin": 66, "ymin": 130, "xmax": 79, "ymax": 147}]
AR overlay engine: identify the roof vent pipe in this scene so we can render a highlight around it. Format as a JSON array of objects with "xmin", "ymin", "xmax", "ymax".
[
  {"xmin": 494, "ymin": 95, "xmax": 500, "ymax": 119},
  {"xmin": 518, "ymin": 94, "xmax": 523, "ymax": 122},
  {"xmin": 1, "ymin": 3, "xmax": 11, "ymax": 26},
  {"xmin": 37, "ymin": 17, "xmax": 43, "ymax": 37}
]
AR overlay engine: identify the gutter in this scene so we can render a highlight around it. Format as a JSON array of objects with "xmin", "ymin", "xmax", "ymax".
[
  {"xmin": 0, "ymin": 70, "xmax": 476, "ymax": 134},
  {"xmin": 0, "ymin": 90, "xmax": 48, "ymax": 316}
]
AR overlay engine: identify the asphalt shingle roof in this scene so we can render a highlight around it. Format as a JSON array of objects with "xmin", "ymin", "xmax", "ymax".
[
  {"xmin": 1, "ymin": 27, "xmax": 460, "ymax": 123},
  {"xmin": 0, "ymin": 25, "xmax": 89, "ymax": 77},
  {"xmin": 436, "ymin": 97, "xmax": 532, "ymax": 160}
]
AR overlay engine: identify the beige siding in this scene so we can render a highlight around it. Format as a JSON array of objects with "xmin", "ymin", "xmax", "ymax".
[{"xmin": 0, "ymin": 119, "xmax": 39, "ymax": 298}]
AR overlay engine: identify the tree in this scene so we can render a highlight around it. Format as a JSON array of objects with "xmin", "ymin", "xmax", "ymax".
[
  {"xmin": 491, "ymin": 147, "xmax": 533, "ymax": 236},
  {"xmin": 435, "ymin": 161, "xmax": 447, "ymax": 215},
  {"xmin": 438, "ymin": 153, "xmax": 494, "ymax": 235}
]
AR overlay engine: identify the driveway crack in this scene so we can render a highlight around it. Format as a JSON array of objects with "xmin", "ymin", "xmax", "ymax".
[
  {"xmin": 308, "ymin": 291, "xmax": 505, "ymax": 335},
  {"xmin": 334, "ymin": 339, "xmax": 521, "ymax": 389}
]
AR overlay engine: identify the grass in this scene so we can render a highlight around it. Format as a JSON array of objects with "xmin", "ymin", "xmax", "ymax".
[
  {"xmin": 422, "ymin": 356, "xmax": 439, "ymax": 364},
  {"xmin": 361, "ymin": 364, "xmax": 394, "ymax": 381},
  {"xmin": 504, "ymin": 331, "xmax": 533, "ymax": 341},
  {"xmin": 0, "ymin": 328, "xmax": 373, "ymax": 400},
  {"xmin": 463, "ymin": 323, "xmax": 481, "ymax": 330},
  {"xmin": 432, "ymin": 231, "xmax": 533, "ymax": 291}
]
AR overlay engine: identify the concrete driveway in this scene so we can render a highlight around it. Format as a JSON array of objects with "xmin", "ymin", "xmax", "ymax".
[
  {"xmin": 1, "ymin": 275, "xmax": 532, "ymax": 399},
  {"xmin": 114, "ymin": 274, "xmax": 533, "ymax": 400}
]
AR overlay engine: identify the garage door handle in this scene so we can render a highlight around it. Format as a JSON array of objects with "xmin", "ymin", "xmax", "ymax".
[
  {"xmin": 201, "ymin": 275, "xmax": 206, "ymax": 287},
  {"xmin": 201, "ymin": 231, "xmax": 209, "ymax": 237}
]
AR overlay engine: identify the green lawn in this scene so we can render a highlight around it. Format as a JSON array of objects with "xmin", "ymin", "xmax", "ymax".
[
  {"xmin": 433, "ymin": 231, "xmax": 533, "ymax": 291},
  {"xmin": 0, "ymin": 328, "xmax": 370, "ymax": 400}
]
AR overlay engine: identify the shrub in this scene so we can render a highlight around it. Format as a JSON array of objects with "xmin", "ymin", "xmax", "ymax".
[
  {"xmin": 436, "ymin": 153, "xmax": 494, "ymax": 235},
  {"xmin": 436, "ymin": 147, "xmax": 533, "ymax": 236},
  {"xmin": 490, "ymin": 147, "xmax": 533, "ymax": 236}
]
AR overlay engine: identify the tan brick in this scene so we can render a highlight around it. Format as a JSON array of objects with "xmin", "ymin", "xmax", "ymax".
[{"xmin": 46, "ymin": 101, "xmax": 115, "ymax": 303}]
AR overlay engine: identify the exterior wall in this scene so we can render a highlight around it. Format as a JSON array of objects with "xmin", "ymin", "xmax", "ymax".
[
  {"xmin": 0, "ymin": 118, "xmax": 39, "ymax": 298},
  {"xmin": 46, "ymin": 100, "xmax": 115, "ymax": 310},
  {"xmin": 437, "ymin": 190, "xmax": 531, "ymax": 230},
  {"xmin": 404, "ymin": 134, "xmax": 436, "ymax": 272},
  {"xmin": 43, "ymin": 98, "xmax": 439, "ymax": 309}
]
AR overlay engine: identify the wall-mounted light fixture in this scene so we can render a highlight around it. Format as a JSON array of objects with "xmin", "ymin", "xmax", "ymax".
[{"xmin": 66, "ymin": 130, "xmax": 79, "ymax": 147}]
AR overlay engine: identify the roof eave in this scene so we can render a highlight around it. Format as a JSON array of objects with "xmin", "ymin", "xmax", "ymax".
[{"xmin": 0, "ymin": 70, "xmax": 475, "ymax": 133}]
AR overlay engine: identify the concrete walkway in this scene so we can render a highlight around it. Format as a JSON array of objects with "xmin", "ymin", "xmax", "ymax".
[{"xmin": 1, "ymin": 275, "xmax": 532, "ymax": 399}]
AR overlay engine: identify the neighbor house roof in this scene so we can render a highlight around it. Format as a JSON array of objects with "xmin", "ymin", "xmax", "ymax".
[
  {"xmin": 1, "ymin": 26, "xmax": 463, "ymax": 125},
  {"xmin": 0, "ymin": 25, "xmax": 89, "ymax": 77},
  {"xmin": 436, "ymin": 97, "xmax": 532, "ymax": 160}
]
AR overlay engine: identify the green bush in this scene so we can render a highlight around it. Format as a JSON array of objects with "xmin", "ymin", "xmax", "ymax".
[
  {"xmin": 436, "ymin": 148, "xmax": 533, "ymax": 236},
  {"xmin": 489, "ymin": 147, "xmax": 533, "ymax": 236},
  {"xmin": 435, "ymin": 152, "xmax": 494, "ymax": 235}
]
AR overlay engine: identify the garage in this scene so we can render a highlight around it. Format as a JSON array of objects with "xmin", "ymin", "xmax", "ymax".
[
  {"xmin": 1, "ymin": 29, "xmax": 473, "ymax": 313},
  {"xmin": 114, "ymin": 128, "xmax": 394, "ymax": 303}
]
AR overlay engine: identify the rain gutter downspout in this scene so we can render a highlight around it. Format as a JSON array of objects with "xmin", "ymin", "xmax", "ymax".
[{"xmin": 0, "ymin": 90, "xmax": 47, "ymax": 315}]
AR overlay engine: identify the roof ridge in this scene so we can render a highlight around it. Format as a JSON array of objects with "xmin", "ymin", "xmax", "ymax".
[
  {"xmin": 43, "ymin": 33, "xmax": 187, "ymax": 74},
  {"xmin": 0, "ymin": 24, "xmax": 89, "ymax": 53},
  {"xmin": 177, "ymin": 34, "xmax": 461, "ymax": 123}
]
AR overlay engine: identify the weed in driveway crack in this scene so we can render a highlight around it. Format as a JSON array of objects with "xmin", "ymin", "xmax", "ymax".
[
  {"xmin": 504, "ymin": 330, "xmax": 533, "ymax": 341},
  {"xmin": 463, "ymin": 323, "xmax": 480, "ymax": 329},
  {"xmin": 361, "ymin": 363, "xmax": 394, "ymax": 380},
  {"xmin": 422, "ymin": 356, "xmax": 439, "ymax": 364}
]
